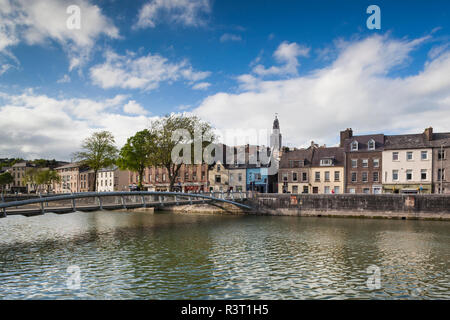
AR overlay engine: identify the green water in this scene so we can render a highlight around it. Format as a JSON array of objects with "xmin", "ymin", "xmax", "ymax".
[{"xmin": 0, "ymin": 211, "xmax": 449, "ymax": 299}]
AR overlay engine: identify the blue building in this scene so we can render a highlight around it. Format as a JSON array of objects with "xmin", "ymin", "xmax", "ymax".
[{"xmin": 246, "ymin": 167, "xmax": 269, "ymax": 193}]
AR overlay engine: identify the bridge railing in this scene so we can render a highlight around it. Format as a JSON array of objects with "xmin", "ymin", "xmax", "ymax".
[{"xmin": 0, "ymin": 191, "xmax": 252, "ymax": 217}]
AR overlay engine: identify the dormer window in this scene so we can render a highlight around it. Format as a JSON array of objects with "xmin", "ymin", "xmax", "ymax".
[
  {"xmin": 320, "ymin": 158, "xmax": 333, "ymax": 166},
  {"xmin": 351, "ymin": 141, "xmax": 359, "ymax": 151},
  {"xmin": 368, "ymin": 139, "xmax": 375, "ymax": 150}
]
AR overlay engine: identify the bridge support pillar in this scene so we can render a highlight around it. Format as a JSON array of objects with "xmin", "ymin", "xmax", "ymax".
[
  {"xmin": 121, "ymin": 196, "xmax": 126, "ymax": 209},
  {"xmin": 98, "ymin": 197, "xmax": 103, "ymax": 210}
]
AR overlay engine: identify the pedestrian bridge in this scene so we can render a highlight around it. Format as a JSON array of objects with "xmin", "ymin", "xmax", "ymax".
[{"xmin": 0, "ymin": 191, "xmax": 253, "ymax": 218}]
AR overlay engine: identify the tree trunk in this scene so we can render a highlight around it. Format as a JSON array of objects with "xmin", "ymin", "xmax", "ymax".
[
  {"xmin": 93, "ymin": 170, "xmax": 98, "ymax": 192},
  {"xmin": 138, "ymin": 167, "xmax": 144, "ymax": 191}
]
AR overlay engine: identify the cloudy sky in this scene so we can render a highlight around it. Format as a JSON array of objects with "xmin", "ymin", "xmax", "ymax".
[{"xmin": 0, "ymin": 0, "xmax": 449, "ymax": 160}]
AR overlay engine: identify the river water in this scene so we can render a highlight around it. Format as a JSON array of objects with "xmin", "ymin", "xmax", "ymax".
[{"xmin": 0, "ymin": 211, "xmax": 449, "ymax": 299}]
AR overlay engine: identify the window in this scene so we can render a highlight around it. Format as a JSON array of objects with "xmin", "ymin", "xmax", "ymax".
[
  {"xmin": 334, "ymin": 186, "xmax": 340, "ymax": 194},
  {"xmin": 407, "ymin": 152, "xmax": 413, "ymax": 161},
  {"xmin": 438, "ymin": 169, "xmax": 445, "ymax": 181},
  {"xmin": 325, "ymin": 171, "xmax": 330, "ymax": 182},
  {"xmin": 351, "ymin": 141, "xmax": 358, "ymax": 151},
  {"xmin": 163, "ymin": 174, "xmax": 166, "ymax": 182},
  {"xmin": 362, "ymin": 159, "xmax": 368, "ymax": 168},
  {"xmin": 303, "ymin": 186, "xmax": 309, "ymax": 194},
  {"xmin": 349, "ymin": 188, "xmax": 356, "ymax": 194},
  {"xmin": 363, "ymin": 188, "xmax": 370, "ymax": 194},
  {"xmin": 351, "ymin": 172, "xmax": 357, "ymax": 182},
  {"xmin": 406, "ymin": 170, "xmax": 413, "ymax": 181},
  {"xmin": 315, "ymin": 172, "xmax": 320, "ymax": 182},
  {"xmin": 393, "ymin": 170, "xmax": 399, "ymax": 181},
  {"xmin": 292, "ymin": 172, "xmax": 298, "ymax": 181},
  {"xmin": 320, "ymin": 159, "xmax": 333, "ymax": 166},
  {"xmin": 255, "ymin": 173, "xmax": 262, "ymax": 181},
  {"xmin": 282, "ymin": 173, "xmax": 288, "ymax": 182},
  {"xmin": 393, "ymin": 152, "xmax": 399, "ymax": 161},
  {"xmin": 148, "ymin": 174, "xmax": 151, "ymax": 182},
  {"xmin": 373, "ymin": 158, "xmax": 380, "ymax": 168},
  {"xmin": 351, "ymin": 159, "xmax": 358, "ymax": 168},
  {"xmin": 362, "ymin": 172, "xmax": 368, "ymax": 182},
  {"xmin": 421, "ymin": 151, "xmax": 428, "ymax": 160},
  {"xmin": 334, "ymin": 171, "xmax": 340, "ymax": 181},
  {"xmin": 193, "ymin": 172, "xmax": 197, "ymax": 181},
  {"xmin": 292, "ymin": 186, "xmax": 298, "ymax": 194},
  {"xmin": 421, "ymin": 169, "xmax": 427, "ymax": 180},
  {"xmin": 368, "ymin": 139, "xmax": 375, "ymax": 150},
  {"xmin": 238, "ymin": 173, "xmax": 242, "ymax": 182},
  {"xmin": 215, "ymin": 175, "xmax": 221, "ymax": 183},
  {"xmin": 302, "ymin": 172, "xmax": 308, "ymax": 182},
  {"xmin": 373, "ymin": 172, "xmax": 379, "ymax": 182},
  {"xmin": 185, "ymin": 172, "xmax": 189, "ymax": 180},
  {"xmin": 324, "ymin": 186, "xmax": 330, "ymax": 194},
  {"xmin": 373, "ymin": 187, "xmax": 382, "ymax": 194},
  {"xmin": 438, "ymin": 149, "xmax": 446, "ymax": 160}
]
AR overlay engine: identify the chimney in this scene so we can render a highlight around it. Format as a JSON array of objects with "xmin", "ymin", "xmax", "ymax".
[
  {"xmin": 424, "ymin": 127, "xmax": 433, "ymax": 141},
  {"xmin": 340, "ymin": 128, "xmax": 353, "ymax": 147}
]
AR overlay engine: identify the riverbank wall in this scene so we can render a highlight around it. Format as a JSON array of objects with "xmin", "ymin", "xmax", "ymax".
[{"xmin": 162, "ymin": 194, "xmax": 450, "ymax": 220}]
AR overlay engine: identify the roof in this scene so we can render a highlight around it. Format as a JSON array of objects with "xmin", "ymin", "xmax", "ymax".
[
  {"xmin": 279, "ymin": 148, "xmax": 314, "ymax": 168},
  {"xmin": 384, "ymin": 134, "xmax": 432, "ymax": 150},
  {"xmin": 311, "ymin": 147, "xmax": 345, "ymax": 167},
  {"xmin": 55, "ymin": 162, "xmax": 82, "ymax": 170},
  {"xmin": 344, "ymin": 134, "xmax": 385, "ymax": 152},
  {"xmin": 98, "ymin": 165, "xmax": 119, "ymax": 172},
  {"xmin": 12, "ymin": 161, "xmax": 34, "ymax": 168},
  {"xmin": 430, "ymin": 132, "xmax": 450, "ymax": 148}
]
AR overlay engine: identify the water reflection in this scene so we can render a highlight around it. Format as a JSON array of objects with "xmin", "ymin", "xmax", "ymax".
[{"xmin": 0, "ymin": 211, "xmax": 449, "ymax": 299}]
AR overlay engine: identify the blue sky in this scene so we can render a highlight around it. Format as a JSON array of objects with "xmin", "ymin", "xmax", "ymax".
[{"xmin": 0, "ymin": 0, "xmax": 449, "ymax": 160}]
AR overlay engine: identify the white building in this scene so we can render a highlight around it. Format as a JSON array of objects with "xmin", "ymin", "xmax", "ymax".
[
  {"xmin": 382, "ymin": 132, "xmax": 433, "ymax": 193},
  {"xmin": 97, "ymin": 166, "xmax": 129, "ymax": 192}
]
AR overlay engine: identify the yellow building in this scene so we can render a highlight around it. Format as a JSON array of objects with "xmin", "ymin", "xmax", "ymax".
[{"xmin": 310, "ymin": 147, "xmax": 345, "ymax": 194}]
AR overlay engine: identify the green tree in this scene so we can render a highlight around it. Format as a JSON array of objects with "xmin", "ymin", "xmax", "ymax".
[
  {"xmin": 73, "ymin": 131, "xmax": 118, "ymax": 192},
  {"xmin": 36, "ymin": 169, "xmax": 61, "ymax": 194},
  {"xmin": 149, "ymin": 114, "xmax": 216, "ymax": 191},
  {"xmin": 117, "ymin": 129, "xmax": 156, "ymax": 191},
  {"xmin": 23, "ymin": 168, "xmax": 40, "ymax": 193},
  {"xmin": 0, "ymin": 172, "xmax": 13, "ymax": 194}
]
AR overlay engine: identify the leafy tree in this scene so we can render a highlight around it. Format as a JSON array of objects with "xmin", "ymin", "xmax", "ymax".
[
  {"xmin": 73, "ymin": 131, "xmax": 118, "ymax": 192},
  {"xmin": 149, "ymin": 114, "xmax": 216, "ymax": 191},
  {"xmin": 0, "ymin": 172, "xmax": 13, "ymax": 194},
  {"xmin": 36, "ymin": 169, "xmax": 61, "ymax": 194},
  {"xmin": 117, "ymin": 129, "xmax": 156, "ymax": 191},
  {"xmin": 23, "ymin": 168, "xmax": 40, "ymax": 193}
]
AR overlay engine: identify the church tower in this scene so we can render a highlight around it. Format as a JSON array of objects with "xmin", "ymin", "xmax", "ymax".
[{"xmin": 270, "ymin": 114, "xmax": 282, "ymax": 152}]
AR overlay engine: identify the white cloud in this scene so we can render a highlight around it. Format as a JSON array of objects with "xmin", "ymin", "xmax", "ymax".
[
  {"xmin": 90, "ymin": 50, "xmax": 210, "ymax": 90},
  {"xmin": 57, "ymin": 74, "xmax": 71, "ymax": 83},
  {"xmin": 220, "ymin": 33, "xmax": 242, "ymax": 42},
  {"xmin": 135, "ymin": 0, "xmax": 211, "ymax": 29},
  {"xmin": 193, "ymin": 35, "xmax": 450, "ymax": 148},
  {"xmin": 0, "ymin": 0, "xmax": 119, "ymax": 71},
  {"xmin": 0, "ymin": 91, "xmax": 157, "ymax": 159},
  {"xmin": 123, "ymin": 100, "xmax": 149, "ymax": 115},
  {"xmin": 192, "ymin": 82, "xmax": 211, "ymax": 90},
  {"xmin": 253, "ymin": 41, "xmax": 310, "ymax": 76}
]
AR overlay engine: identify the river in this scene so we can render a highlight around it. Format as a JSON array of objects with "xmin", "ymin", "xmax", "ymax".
[{"xmin": 0, "ymin": 211, "xmax": 449, "ymax": 299}]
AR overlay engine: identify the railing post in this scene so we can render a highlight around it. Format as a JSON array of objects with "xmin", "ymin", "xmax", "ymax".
[
  {"xmin": 1, "ymin": 193, "xmax": 6, "ymax": 218},
  {"xmin": 72, "ymin": 193, "xmax": 76, "ymax": 212},
  {"xmin": 239, "ymin": 190, "xmax": 243, "ymax": 200}
]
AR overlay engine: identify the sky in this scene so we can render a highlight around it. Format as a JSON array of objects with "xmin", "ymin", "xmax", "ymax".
[{"xmin": 0, "ymin": 0, "xmax": 449, "ymax": 161}]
